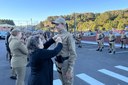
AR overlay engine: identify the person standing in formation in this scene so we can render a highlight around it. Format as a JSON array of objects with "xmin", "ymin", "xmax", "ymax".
[
  {"xmin": 120, "ymin": 30, "xmax": 127, "ymax": 49},
  {"xmin": 108, "ymin": 30, "xmax": 116, "ymax": 54}
]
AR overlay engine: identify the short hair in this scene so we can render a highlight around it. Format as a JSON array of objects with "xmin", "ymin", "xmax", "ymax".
[
  {"xmin": 66, "ymin": 23, "xmax": 68, "ymax": 31},
  {"xmin": 11, "ymin": 29, "xmax": 21, "ymax": 36},
  {"xmin": 27, "ymin": 35, "xmax": 40, "ymax": 51}
]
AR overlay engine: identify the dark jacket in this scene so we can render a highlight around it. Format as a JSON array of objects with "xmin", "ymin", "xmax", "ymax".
[{"xmin": 28, "ymin": 39, "xmax": 62, "ymax": 85}]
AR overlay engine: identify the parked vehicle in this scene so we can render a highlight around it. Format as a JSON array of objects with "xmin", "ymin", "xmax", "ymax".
[{"xmin": 0, "ymin": 31, "xmax": 8, "ymax": 39}]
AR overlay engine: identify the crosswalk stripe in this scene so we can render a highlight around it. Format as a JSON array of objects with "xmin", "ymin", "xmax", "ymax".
[
  {"xmin": 53, "ymin": 64, "xmax": 57, "ymax": 71},
  {"xmin": 53, "ymin": 79, "xmax": 62, "ymax": 85},
  {"xmin": 76, "ymin": 73, "xmax": 105, "ymax": 85},
  {"xmin": 115, "ymin": 65, "xmax": 128, "ymax": 71},
  {"xmin": 98, "ymin": 69, "xmax": 128, "ymax": 83}
]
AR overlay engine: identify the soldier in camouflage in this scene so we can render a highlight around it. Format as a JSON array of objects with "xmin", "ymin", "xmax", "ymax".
[
  {"xmin": 108, "ymin": 31, "xmax": 116, "ymax": 54},
  {"xmin": 52, "ymin": 17, "xmax": 77, "ymax": 85},
  {"xmin": 120, "ymin": 30, "xmax": 127, "ymax": 49},
  {"xmin": 96, "ymin": 30, "xmax": 104, "ymax": 51}
]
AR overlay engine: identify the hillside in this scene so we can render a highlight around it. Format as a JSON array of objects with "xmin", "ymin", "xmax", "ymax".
[{"xmin": 40, "ymin": 9, "xmax": 128, "ymax": 32}]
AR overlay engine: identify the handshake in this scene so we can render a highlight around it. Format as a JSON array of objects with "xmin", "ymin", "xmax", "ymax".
[{"xmin": 52, "ymin": 34, "xmax": 62, "ymax": 43}]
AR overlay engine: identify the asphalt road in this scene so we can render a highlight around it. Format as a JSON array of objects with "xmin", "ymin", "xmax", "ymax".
[{"xmin": 0, "ymin": 40, "xmax": 128, "ymax": 85}]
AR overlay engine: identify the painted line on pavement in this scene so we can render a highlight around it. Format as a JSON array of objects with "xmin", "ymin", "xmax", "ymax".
[
  {"xmin": 76, "ymin": 73, "xmax": 105, "ymax": 85},
  {"xmin": 53, "ymin": 64, "xmax": 57, "ymax": 71},
  {"xmin": 98, "ymin": 69, "xmax": 128, "ymax": 83},
  {"xmin": 115, "ymin": 65, "xmax": 128, "ymax": 71},
  {"xmin": 53, "ymin": 79, "xmax": 62, "ymax": 85}
]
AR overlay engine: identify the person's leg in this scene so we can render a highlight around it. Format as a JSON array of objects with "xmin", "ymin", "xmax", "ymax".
[
  {"xmin": 96, "ymin": 41, "xmax": 100, "ymax": 51},
  {"xmin": 55, "ymin": 62, "xmax": 64, "ymax": 84},
  {"xmin": 99, "ymin": 41, "xmax": 102, "ymax": 51},
  {"xmin": 109, "ymin": 42, "xmax": 112, "ymax": 53},
  {"xmin": 112, "ymin": 42, "xmax": 115, "ymax": 54},
  {"xmin": 15, "ymin": 67, "xmax": 26, "ymax": 85},
  {"xmin": 10, "ymin": 67, "xmax": 16, "ymax": 79},
  {"xmin": 123, "ymin": 39, "xmax": 126, "ymax": 49},
  {"xmin": 62, "ymin": 60, "xmax": 74, "ymax": 85},
  {"xmin": 120, "ymin": 40, "xmax": 123, "ymax": 48}
]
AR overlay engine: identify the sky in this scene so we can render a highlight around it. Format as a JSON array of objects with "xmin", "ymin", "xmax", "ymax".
[{"xmin": 0, "ymin": 0, "xmax": 128, "ymax": 26}]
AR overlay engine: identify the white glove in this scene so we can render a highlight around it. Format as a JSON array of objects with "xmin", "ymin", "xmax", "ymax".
[
  {"xmin": 55, "ymin": 37, "xmax": 62, "ymax": 43},
  {"xmin": 52, "ymin": 34, "xmax": 59, "ymax": 40}
]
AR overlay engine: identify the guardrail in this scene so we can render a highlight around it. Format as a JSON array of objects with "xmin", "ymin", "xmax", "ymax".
[{"xmin": 82, "ymin": 36, "xmax": 128, "ymax": 44}]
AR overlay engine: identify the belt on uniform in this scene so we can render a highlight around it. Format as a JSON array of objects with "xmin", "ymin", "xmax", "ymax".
[
  {"xmin": 55, "ymin": 55, "xmax": 69, "ymax": 63},
  {"xmin": 62, "ymin": 57, "xmax": 69, "ymax": 61},
  {"xmin": 110, "ymin": 40, "xmax": 115, "ymax": 42}
]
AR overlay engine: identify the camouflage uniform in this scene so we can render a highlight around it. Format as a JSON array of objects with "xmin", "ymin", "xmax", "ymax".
[
  {"xmin": 55, "ymin": 29, "xmax": 77, "ymax": 85},
  {"xmin": 120, "ymin": 32, "xmax": 127, "ymax": 49},
  {"xmin": 108, "ymin": 33, "xmax": 116, "ymax": 54},
  {"xmin": 96, "ymin": 32, "xmax": 103, "ymax": 51},
  {"xmin": 76, "ymin": 33, "xmax": 82, "ymax": 48}
]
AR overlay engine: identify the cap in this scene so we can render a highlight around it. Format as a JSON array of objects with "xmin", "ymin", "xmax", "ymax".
[
  {"xmin": 11, "ymin": 28, "xmax": 21, "ymax": 36},
  {"xmin": 52, "ymin": 17, "xmax": 66, "ymax": 25}
]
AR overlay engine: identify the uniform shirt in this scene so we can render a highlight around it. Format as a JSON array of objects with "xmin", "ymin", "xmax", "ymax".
[
  {"xmin": 58, "ymin": 29, "xmax": 77, "ymax": 71},
  {"xmin": 97, "ymin": 33, "xmax": 103, "ymax": 40},
  {"xmin": 121, "ymin": 34, "xmax": 127, "ymax": 39},
  {"xmin": 9, "ymin": 36, "xmax": 28, "ymax": 67},
  {"xmin": 109, "ymin": 34, "xmax": 116, "ymax": 42}
]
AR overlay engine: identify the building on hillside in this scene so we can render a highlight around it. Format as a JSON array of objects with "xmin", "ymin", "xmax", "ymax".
[{"xmin": 0, "ymin": 24, "xmax": 14, "ymax": 31}]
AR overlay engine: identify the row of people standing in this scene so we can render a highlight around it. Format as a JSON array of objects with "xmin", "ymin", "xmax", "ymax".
[
  {"xmin": 96, "ymin": 30, "xmax": 127, "ymax": 54},
  {"xmin": 5, "ymin": 17, "xmax": 77, "ymax": 85}
]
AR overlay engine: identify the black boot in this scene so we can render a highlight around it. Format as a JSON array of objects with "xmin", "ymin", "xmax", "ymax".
[
  {"xmin": 99, "ymin": 49, "xmax": 102, "ymax": 52},
  {"xmin": 113, "ymin": 51, "xmax": 115, "ymax": 54},
  {"xmin": 10, "ymin": 76, "xmax": 17, "ymax": 80},
  {"xmin": 109, "ymin": 51, "xmax": 112, "ymax": 53},
  {"xmin": 96, "ymin": 48, "xmax": 99, "ymax": 51}
]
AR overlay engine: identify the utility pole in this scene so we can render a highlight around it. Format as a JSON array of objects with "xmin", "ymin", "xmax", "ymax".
[{"xmin": 30, "ymin": 18, "xmax": 32, "ymax": 26}]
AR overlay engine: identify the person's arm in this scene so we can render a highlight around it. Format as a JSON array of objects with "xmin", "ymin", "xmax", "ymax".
[
  {"xmin": 67, "ymin": 34, "xmax": 77, "ymax": 72},
  {"xmin": 38, "ymin": 43, "xmax": 62, "ymax": 59},
  {"xmin": 43, "ymin": 38, "xmax": 55, "ymax": 49},
  {"xmin": 17, "ymin": 41, "xmax": 28, "ymax": 55}
]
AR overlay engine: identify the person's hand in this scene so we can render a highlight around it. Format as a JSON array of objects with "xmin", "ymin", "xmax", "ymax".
[
  {"xmin": 52, "ymin": 34, "xmax": 59, "ymax": 41},
  {"xmin": 66, "ymin": 70, "xmax": 72, "ymax": 80},
  {"xmin": 38, "ymin": 44, "xmax": 44, "ymax": 49},
  {"xmin": 20, "ymin": 39, "xmax": 26, "ymax": 44},
  {"xmin": 55, "ymin": 37, "xmax": 62, "ymax": 43}
]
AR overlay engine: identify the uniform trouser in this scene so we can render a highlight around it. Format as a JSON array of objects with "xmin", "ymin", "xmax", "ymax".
[
  {"xmin": 11, "ymin": 67, "xmax": 16, "ymax": 76},
  {"xmin": 55, "ymin": 60, "xmax": 74, "ymax": 85},
  {"xmin": 78, "ymin": 39, "xmax": 82, "ymax": 47},
  {"xmin": 101, "ymin": 39, "xmax": 104, "ymax": 48},
  {"xmin": 13, "ymin": 67, "xmax": 26, "ymax": 85},
  {"xmin": 6, "ymin": 46, "xmax": 12, "ymax": 62},
  {"xmin": 121, "ymin": 39, "xmax": 126, "ymax": 47},
  {"xmin": 109, "ymin": 42, "xmax": 115, "ymax": 52},
  {"xmin": 97, "ymin": 40, "xmax": 102, "ymax": 49}
]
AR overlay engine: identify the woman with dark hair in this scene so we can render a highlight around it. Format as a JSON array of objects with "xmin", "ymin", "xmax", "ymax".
[{"xmin": 27, "ymin": 35, "xmax": 63, "ymax": 85}]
